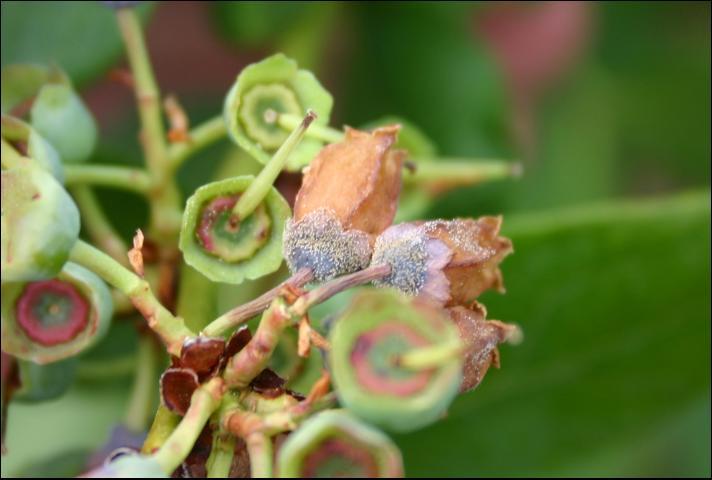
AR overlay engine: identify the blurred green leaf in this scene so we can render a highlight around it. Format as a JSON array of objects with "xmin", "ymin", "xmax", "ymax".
[
  {"xmin": 342, "ymin": 3, "xmax": 511, "ymax": 157},
  {"xmin": 396, "ymin": 191, "xmax": 711, "ymax": 476},
  {"xmin": 1, "ymin": 382, "xmax": 130, "ymax": 477},
  {"xmin": 0, "ymin": 1, "xmax": 152, "ymax": 86}
]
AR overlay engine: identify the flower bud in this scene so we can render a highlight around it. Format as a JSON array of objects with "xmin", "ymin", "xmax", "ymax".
[
  {"xmin": 277, "ymin": 410, "xmax": 403, "ymax": 478},
  {"xmin": 2, "ymin": 165, "xmax": 80, "ymax": 282},
  {"xmin": 371, "ymin": 216, "xmax": 512, "ymax": 306},
  {"xmin": 2, "ymin": 114, "xmax": 64, "ymax": 182},
  {"xmin": 30, "ymin": 82, "xmax": 98, "ymax": 164},
  {"xmin": 449, "ymin": 303, "xmax": 521, "ymax": 393},
  {"xmin": 179, "ymin": 176, "xmax": 290, "ymax": 284},
  {"xmin": 223, "ymin": 53, "xmax": 333, "ymax": 171},
  {"xmin": 1, "ymin": 262, "xmax": 113, "ymax": 364},
  {"xmin": 328, "ymin": 289, "xmax": 462, "ymax": 432},
  {"xmin": 284, "ymin": 126, "xmax": 405, "ymax": 281}
]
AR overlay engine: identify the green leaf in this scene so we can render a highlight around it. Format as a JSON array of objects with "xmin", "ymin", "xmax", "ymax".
[
  {"xmin": 395, "ymin": 191, "xmax": 711, "ymax": 476},
  {"xmin": 0, "ymin": 1, "xmax": 152, "ymax": 86}
]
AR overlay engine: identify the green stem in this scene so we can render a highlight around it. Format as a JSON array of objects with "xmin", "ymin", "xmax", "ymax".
[
  {"xmin": 404, "ymin": 159, "xmax": 522, "ymax": 187},
  {"xmin": 274, "ymin": 111, "xmax": 343, "ymax": 144},
  {"xmin": 116, "ymin": 8, "xmax": 182, "ymax": 245},
  {"xmin": 245, "ymin": 433, "xmax": 273, "ymax": 478},
  {"xmin": 168, "ymin": 116, "xmax": 227, "ymax": 172},
  {"xmin": 70, "ymin": 185, "xmax": 130, "ymax": 266},
  {"xmin": 69, "ymin": 240, "xmax": 193, "ymax": 355},
  {"xmin": 396, "ymin": 338, "xmax": 463, "ymax": 370},
  {"xmin": 141, "ymin": 404, "xmax": 180, "ymax": 454},
  {"xmin": 124, "ymin": 333, "xmax": 158, "ymax": 432},
  {"xmin": 206, "ymin": 433, "xmax": 235, "ymax": 478},
  {"xmin": 231, "ymin": 110, "xmax": 316, "ymax": 219},
  {"xmin": 290, "ymin": 264, "xmax": 391, "ymax": 317},
  {"xmin": 223, "ymin": 299, "xmax": 290, "ymax": 389},
  {"xmin": 64, "ymin": 165, "xmax": 151, "ymax": 195},
  {"xmin": 153, "ymin": 378, "xmax": 224, "ymax": 474},
  {"xmin": 202, "ymin": 267, "xmax": 313, "ymax": 338}
]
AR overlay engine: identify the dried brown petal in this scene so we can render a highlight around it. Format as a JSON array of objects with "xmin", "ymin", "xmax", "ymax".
[
  {"xmin": 294, "ymin": 125, "xmax": 405, "ymax": 240},
  {"xmin": 249, "ymin": 368, "xmax": 286, "ymax": 399},
  {"xmin": 424, "ymin": 216, "xmax": 513, "ymax": 306},
  {"xmin": 180, "ymin": 336, "xmax": 225, "ymax": 377},
  {"xmin": 449, "ymin": 303, "xmax": 520, "ymax": 393},
  {"xmin": 160, "ymin": 368, "xmax": 200, "ymax": 415}
]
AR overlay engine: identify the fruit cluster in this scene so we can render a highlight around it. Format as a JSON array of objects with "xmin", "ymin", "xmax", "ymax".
[{"xmin": 1, "ymin": 6, "xmax": 521, "ymax": 478}]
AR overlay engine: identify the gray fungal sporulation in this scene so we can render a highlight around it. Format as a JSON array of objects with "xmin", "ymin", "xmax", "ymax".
[
  {"xmin": 371, "ymin": 223, "xmax": 428, "ymax": 295},
  {"xmin": 283, "ymin": 209, "xmax": 372, "ymax": 282}
]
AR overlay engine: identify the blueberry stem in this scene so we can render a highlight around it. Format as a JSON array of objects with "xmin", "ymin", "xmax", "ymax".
[
  {"xmin": 404, "ymin": 158, "xmax": 522, "ymax": 188},
  {"xmin": 395, "ymin": 338, "xmax": 463, "ymax": 371},
  {"xmin": 205, "ymin": 432, "xmax": 235, "ymax": 478},
  {"xmin": 116, "ymin": 8, "xmax": 182, "ymax": 246},
  {"xmin": 231, "ymin": 110, "xmax": 317, "ymax": 220},
  {"xmin": 64, "ymin": 164, "xmax": 151, "ymax": 195},
  {"xmin": 69, "ymin": 240, "xmax": 194, "ymax": 355},
  {"xmin": 274, "ymin": 111, "xmax": 344, "ymax": 144},
  {"xmin": 167, "ymin": 115, "xmax": 227, "ymax": 173},
  {"xmin": 153, "ymin": 378, "xmax": 224, "ymax": 474},
  {"xmin": 202, "ymin": 267, "xmax": 313, "ymax": 337}
]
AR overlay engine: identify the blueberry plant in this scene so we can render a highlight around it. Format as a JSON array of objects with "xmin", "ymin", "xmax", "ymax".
[{"xmin": 1, "ymin": 4, "xmax": 522, "ymax": 478}]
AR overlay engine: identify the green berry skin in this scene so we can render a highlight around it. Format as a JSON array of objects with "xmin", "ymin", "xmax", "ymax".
[
  {"xmin": 277, "ymin": 409, "xmax": 404, "ymax": 478},
  {"xmin": 179, "ymin": 175, "xmax": 290, "ymax": 284},
  {"xmin": 1, "ymin": 165, "xmax": 80, "ymax": 282},
  {"xmin": 328, "ymin": 289, "xmax": 463, "ymax": 433},
  {"xmin": 223, "ymin": 53, "xmax": 333, "ymax": 171},
  {"xmin": 2, "ymin": 114, "xmax": 64, "ymax": 182},
  {"xmin": 1, "ymin": 262, "xmax": 113, "ymax": 364},
  {"xmin": 14, "ymin": 356, "xmax": 78, "ymax": 403},
  {"xmin": 30, "ymin": 83, "xmax": 98, "ymax": 164}
]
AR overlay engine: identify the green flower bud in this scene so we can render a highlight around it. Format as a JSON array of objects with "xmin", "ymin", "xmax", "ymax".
[
  {"xmin": 1, "ymin": 262, "xmax": 113, "ymax": 364},
  {"xmin": 277, "ymin": 409, "xmax": 403, "ymax": 478},
  {"xmin": 328, "ymin": 289, "xmax": 462, "ymax": 432},
  {"xmin": 223, "ymin": 53, "xmax": 333, "ymax": 171},
  {"xmin": 30, "ymin": 83, "xmax": 98, "ymax": 164},
  {"xmin": 1, "ymin": 164, "xmax": 80, "ymax": 282},
  {"xmin": 179, "ymin": 176, "xmax": 290, "ymax": 284},
  {"xmin": 2, "ymin": 114, "xmax": 64, "ymax": 182},
  {"xmin": 14, "ymin": 357, "xmax": 78, "ymax": 403}
]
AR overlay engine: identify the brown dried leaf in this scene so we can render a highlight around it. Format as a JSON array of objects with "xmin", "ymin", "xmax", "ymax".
[{"xmin": 127, "ymin": 229, "xmax": 145, "ymax": 277}]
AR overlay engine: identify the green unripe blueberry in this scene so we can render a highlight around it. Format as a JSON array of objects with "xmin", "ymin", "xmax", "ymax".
[
  {"xmin": 328, "ymin": 289, "xmax": 463, "ymax": 433},
  {"xmin": 82, "ymin": 453, "xmax": 166, "ymax": 478},
  {"xmin": 277, "ymin": 409, "xmax": 403, "ymax": 478},
  {"xmin": 2, "ymin": 114, "xmax": 64, "ymax": 182},
  {"xmin": 1, "ymin": 164, "xmax": 80, "ymax": 282},
  {"xmin": 223, "ymin": 53, "xmax": 333, "ymax": 171},
  {"xmin": 1, "ymin": 262, "xmax": 113, "ymax": 364},
  {"xmin": 14, "ymin": 357, "xmax": 78, "ymax": 403},
  {"xmin": 179, "ymin": 176, "xmax": 290, "ymax": 284},
  {"xmin": 30, "ymin": 83, "xmax": 98, "ymax": 164}
]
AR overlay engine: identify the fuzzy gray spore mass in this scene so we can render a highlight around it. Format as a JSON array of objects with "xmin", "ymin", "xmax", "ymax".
[
  {"xmin": 283, "ymin": 209, "xmax": 372, "ymax": 282},
  {"xmin": 371, "ymin": 224, "xmax": 429, "ymax": 295}
]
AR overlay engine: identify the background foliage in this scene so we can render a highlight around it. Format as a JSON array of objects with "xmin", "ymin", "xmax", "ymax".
[{"xmin": 1, "ymin": 1, "xmax": 710, "ymax": 477}]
